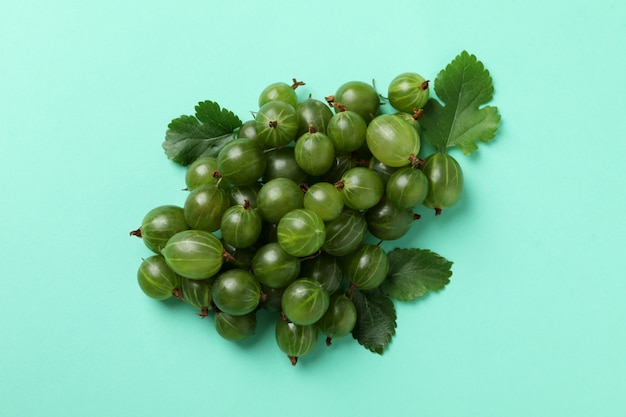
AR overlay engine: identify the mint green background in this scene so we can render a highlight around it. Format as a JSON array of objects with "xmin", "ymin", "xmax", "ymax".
[{"xmin": 2, "ymin": 1, "xmax": 625, "ymax": 416}]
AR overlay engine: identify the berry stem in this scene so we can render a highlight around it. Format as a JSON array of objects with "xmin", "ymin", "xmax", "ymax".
[
  {"xmin": 268, "ymin": 120, "xmax": 278, "ymax": 128},
  {"xmin": 308, "ymin": 124, "xmax": 317, "ymax": 134},
  {"xmin": 333, "ymin": 102, "xmax": 347, "ymax": 112},
  {"xmin": 409, "ymin": 154, "xmax": 424, "ymax": 169},
  {"xmin": 129, "ymin": 228, "xmax": 142, "ymax": 238},
  {"xmin": 222, "ymin": 250, "xmax": 236, "ymax": 263},
  {"xmin": 197, "ymin": 307, "xmax": 209, "ymax": 318},
  {"xmin": 333, "ymin": 179, "xmax": 345, "ymax": 190},
  {"xmin": 434, "ymin": 208, "xmax": 442, "ymax": 216},
  {"xmin": 243, "ymin": 199, "xmax": 250, "ymax": 210},
  {"xmin": 412, "ymin": 108, "xmax": 424, "ymax": 120},
  {"xmin": 172, "ymin": 288, "xmax": 184, "ymax": 301},
  {"xmin": 348, "ymin": 282, "xmax": 357, "ymax": 299},
  {"xmin": 324, "ymin": 95, "xmax": 335, "ymax": 108},
  {"xmin": 288, "ymin": 355, "xmax": 298, "ymax": 366},
  {"xmin": 291, "ymin": 78, "xmax": 305, "ymax": 89},
  {"xmin": 413, "ymin": 213, "xmax": 421, "ymax": 220},
  {"xmin": 326, "ymin": 337, "xmax": 333, "ymax": 346},
  {"xmin": 419, "ymin": 80, "xmax": 430, "ymax": 90}
]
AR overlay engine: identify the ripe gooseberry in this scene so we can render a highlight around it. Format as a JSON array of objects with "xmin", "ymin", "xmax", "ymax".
[
  {"xmin": 421, "ymin": 153, "xmax": 464, "ymax": 215},
  {"xmin": 275, "ymin": 319, "xmax": 318, "ymax": 366},
  {"xmin": 161, "ymin": 229, "xmax": 224, "ymax": 280},
  {"xmin": 281, "ymin": 278, "xmax": 330, "ymax": 326},
  {"xmin": 276, "ymin": 209, "xmax": 326, "ymax": 257},
  {"xmin": 212, "ymin": 268, "xmax": 261, "ymax": 316},
  {"xmin": 332, "ymin": 80, "xmax": 380, "ymax": 123},
  {"xmin": 136, "ymin": 255, "xmax": 182, "ymax": 300},
  {"xmin": 387, "ymin": 72, "xmax": 430, "ymax": 113},
  {"xmin": 365, "ymin": 113, "xmax": 421, "ymax": 167},
  {"xmin": 258, "ymin": 79, "xmax": 304, "ymax": 108},
  {"xmin": 255, "ymin": 101, "xmax": 299, "ymax": 148},
  {"xmin": 130, "ymin": 205, "xmax": 189, "ymax": 254}
]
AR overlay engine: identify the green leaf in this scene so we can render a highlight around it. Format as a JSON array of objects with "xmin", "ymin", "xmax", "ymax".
[
  {"xmin": 382, "ymin": 248, "xmax": 453, "ymax": 301},
  {"xmin": 421, "ymin": 50, "xmax": 501, "ymax": 155},
  {"xmin": 351, "ymin": 288, "xmax": 397, "ymax": 354},
  {"xmin": 162, "ymin": 100, "xmax": 242, "ymax": 166}
]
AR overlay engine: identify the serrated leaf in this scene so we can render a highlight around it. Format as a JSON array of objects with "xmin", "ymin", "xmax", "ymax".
[
  {"xmin": 351, "ymin": 288, "xmax": 397, "ymax": 354},
  {"xmin": 382, "ymin": 248, "xmax": 453, "ymax": 301},
  {"xmin": 162, "ymin": 100, "xmax": 242, "ymax": 166},
  {"xmin": 194, "ymin": 100, "xmax": 243, "ymax": 135},
  {"xmin": 421, "ymin": 50, "xmax": 501, "ymax": 155}
]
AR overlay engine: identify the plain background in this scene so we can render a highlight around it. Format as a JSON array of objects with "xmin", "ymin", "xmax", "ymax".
[{"xmin": 2, "ymin": 1, "xmax": 625, "ymax": 416}]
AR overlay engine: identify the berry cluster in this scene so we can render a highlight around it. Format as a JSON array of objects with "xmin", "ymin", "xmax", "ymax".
[{"xmin": 131, "ymin": 75, "xmax": 464, "ymax": 365}]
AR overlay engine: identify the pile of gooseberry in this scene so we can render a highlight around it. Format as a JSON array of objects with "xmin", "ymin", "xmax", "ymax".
[{"xmin": 130, "ymin": 75, "xmax": 464, "ymax": 365}]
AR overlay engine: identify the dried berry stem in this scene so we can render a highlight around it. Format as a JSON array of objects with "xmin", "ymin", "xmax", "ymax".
[
  {"xmin": 291, "ymin": 78, "xmax": 305, "ymax": 89},
  {"xmin": 172, "ymin": 288, "xmax": 184, "ymax": 301},
  {"xmin": 412, "ymin": 108, "xmax": 424, "ymax": 120},
  {"xmin": 198, "ymin": 307, "xmax": 209, "ymax": 318}
]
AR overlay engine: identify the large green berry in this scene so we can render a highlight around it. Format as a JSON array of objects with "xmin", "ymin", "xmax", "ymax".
[
  {"xmin": 337, "ymin": 167, "xmax": 384, "ymax": 210},
  {"xmin": 333, "ymin": 81, "xmax": 380, "ymax": 123},
  {"xmin": 275, "ymin": 319, "xmax": 318, "ymax": 366},
  {"xmin": 318, "ymin": 294, "xmax": 357, "ymax": 345},
  {"xmin": 255, "ymin": 101, "xmax": 299, "ymax": 148},
  {"xmin": 322, "ymin": 208, "xmax": 367, "ymax": 256},
  {"xmin": 303, "ymin": 182, "xmax": 344, "ymax": 222},
  {"xmin": 185, "ymin": 157, "xmax": 222, "ymax": 191},
  {"xmin": 252, "ymin": 242, "xmax": 300, "ymax": 289},
  {"xmin": 277, "ymin": 209, "xmax": 326, "ymax": 257},
  {"xmin": 212, "ymin": 269, "xmax": 261, "ymax": 316},
  {"xmin": 183, "ymin": 184, "xmax": 230, "ymax": 232},
  {"xmin": 296, "ymin": 96, "xmax": 334, "ymax": 136},
  {"xmin": 422, "ymin": 153, "xmax": 464, "ymax": 215},
  {"xmin": 130, "ymin": 205, "xmax": 188, "ymax": 254},
  {"xmin": 294, "ymin": 127, "xmax": 335, "ymax": 176},
  {"xmin": 216, "ymin": 138, "xmax": 267, "ymax": 186},
  {"xmin": 326, "ymin": 110, "xmax": 367, "ymax": 152},
  {"xmin": 180, "ymin": 277, "xmax": 212, "ymax": 316},
  {"xmin": 281, "ymin": 278, "xmax": 330, "ymax": 326},
  {"xmin": 299, "ymin": 253, "xmax": 344, "ymax": 295},
  {"xmin": 136, "ymin": 255, "xmax": 182, "ymax": 300},
  {"xmin": 256, "ymin": 177, "xmax": 304, "ymax": 224},
  {"xmin": 220, "ymin": 202, "xmax": 262, "ymax": 249},
  {"xmin": 161, "ymin": 230, "xmax": 224, "ymax": 280},
  {"xmin": 344, "ymin": 244, "xmax": 389, "ymax": 290},
  {"xmin": 365, "ymin": 198, "xmax": 417, "ymax": 241},
  {"xmin": 263, "ymin": 147, "xmax": 308, "ymax": 183},
  {"xmin": 387, "ymin": 72, "xmax": 430, "ymax": 113},
  {"xmin": 365, "ymin": 114, "xmax": 420, "ymax": 167},
  {"xmin": 215, "ymin": 311, "xmax": 257, "ymax": 342},
  {"xmin": 258, "ymin": 80, "xmax": 302, "ymax": 108},
  {"xmin": 385, "ymin": 166, "xmax": 429, "ymax": 209}
]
